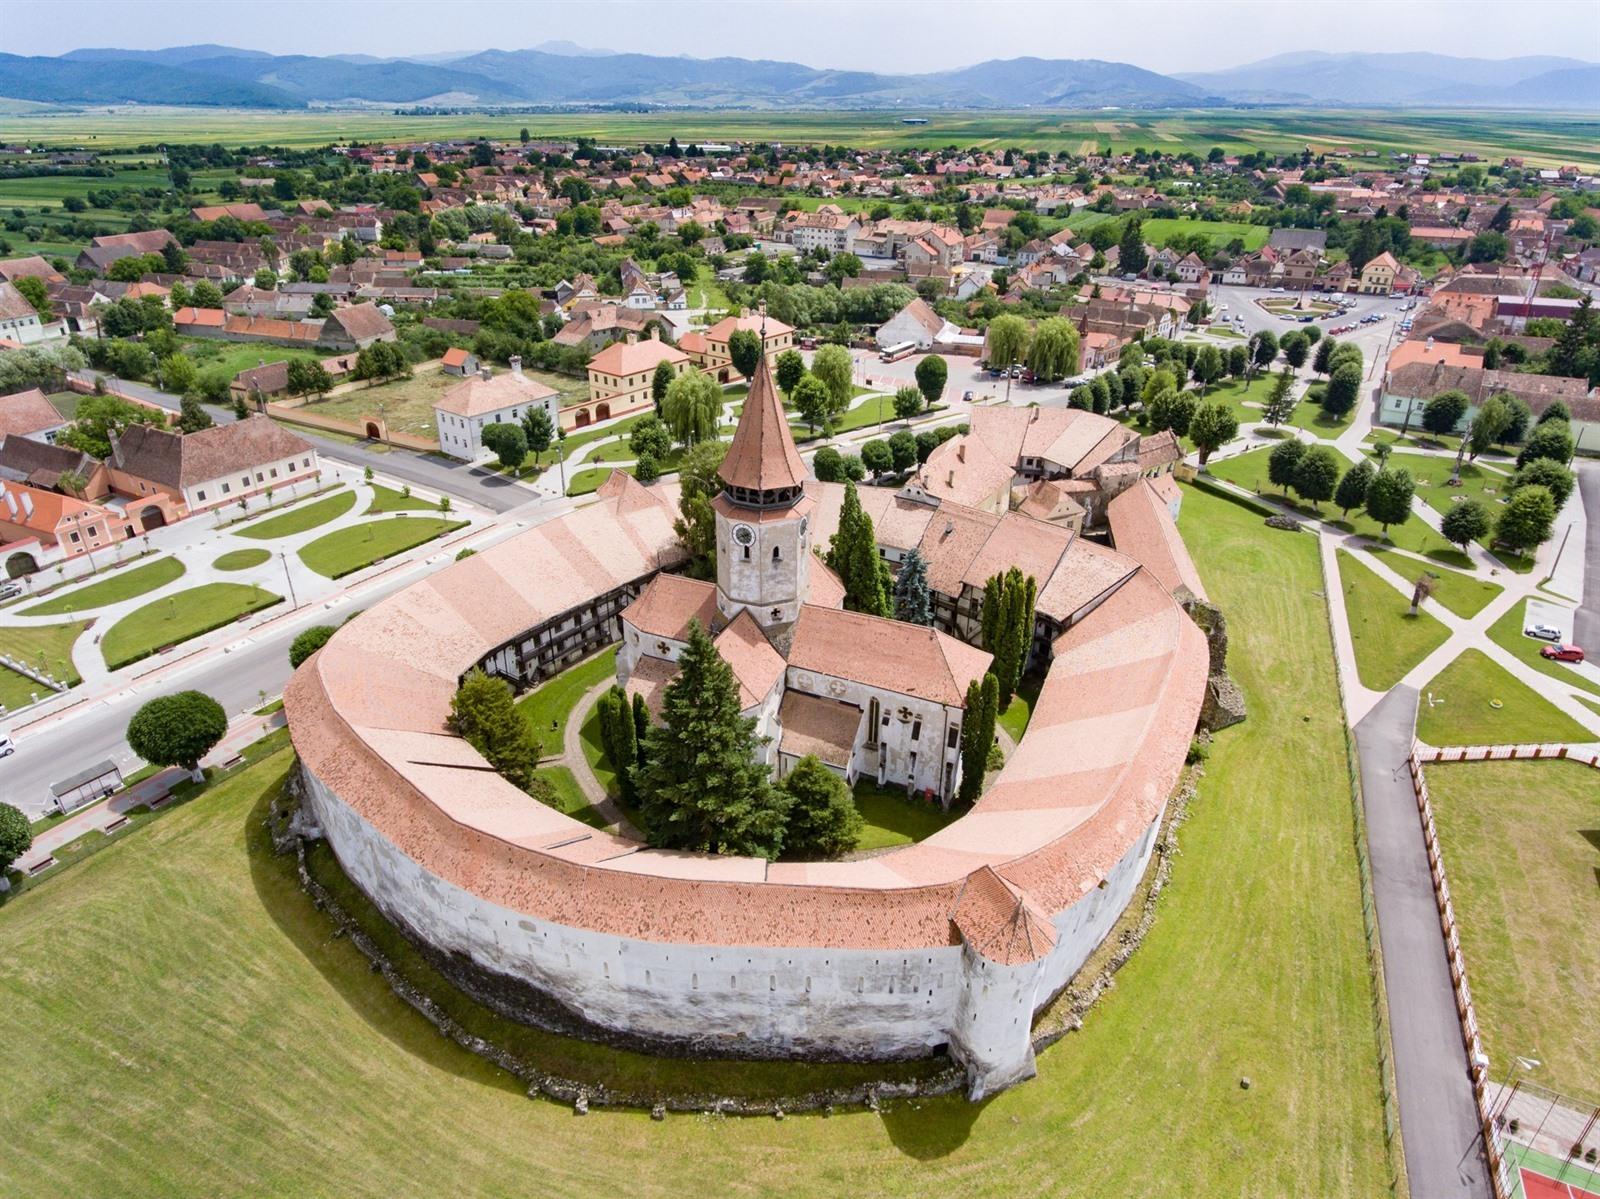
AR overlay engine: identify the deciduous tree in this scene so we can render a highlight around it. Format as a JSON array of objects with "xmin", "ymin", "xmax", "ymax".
[
  {"xmin": 127, "ymin": 691, "xmax": 228, "ymax": 783},
  {"xmin": 663, "ymin": 370, "xmax": 721, "ymax": 446},
  {"xmin": 289, "ymin": 625, "xmax": 335, "ymax": 669},
  {"xmin": 1187, "ymin": 401, "xmax": 1238, "ymax": 465},
  {"xmin": 450, "ymin": 670, "xmax": 543, "ymax": 791},
  {"xmin": 914, "ymin": 353, "xmax": 948, "ymax": 406},
  {"xmin": 779, "ymin": 756, "xmax": 862, "ymax": 859},
  {"xmin": 1364, "ymin": 467, "xmax": 1415, "ymax": 534},
  {"xmin": 1334, "ymin": 458, "xmax": 1374, "ymax": 518},
  {"xmin": 1440, "ymin": 498, "xmax": 1491, "ymax": 553},
  {"xmin": 1495, "ymin": 485, "xmax": 1556, "ymax": 556}
]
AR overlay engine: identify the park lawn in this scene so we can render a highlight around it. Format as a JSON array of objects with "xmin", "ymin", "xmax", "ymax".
[
  {"xmin": 297, "ymin": 518, "xmax": 465, "ymax": 579},
  {"xmin": 794, "ymin": 399, "xmax": 944, "ymax": 443},
  {"xmin": 1286, "ymin": 391, "xmax": 1354, "ymax": 437},
  {"xmin": 1337, "ymin": 550, "xmax": 1450, "ymax": 691},
  {"xmin": 19, "ymin": 555, "xmax": 184, "ymax": 616},
  {"xmin": 1365, "ymin": 450, "xmax": 1517, "ymax": 554},
  {"xmin": 0, "ymin": 620, "xmax": 86, "ymax": 707},
  {"xmin": 1190, "ymin": 375, "xmax": 1277, "ymax": 427},
  {"xmin": 1486, "ymin": 599, "xmax": 1600, "ymax": 701},
  {"xmin": 101, "ymin": 583, "xmax": 281, "ymax": 670},
  {"xmin": 996, "ymin": 674, "xmax": 1044, "ymax": 743},
  {"xmin": 364, "ymin": 483, "xmax": 438, "ymax": 514},
  {"xmin": 1415, "ymin": 648, "xmax": 1594, "ymax": 747},
  {"xmin": 1363, "ymin": 428, "xmax": 1514, "ymax": 462},
  {"xmin": 516, "ymin": 646, "xmax": 618, "ymax": 754},
  {"xmin": 1364, "ymin": 547, "xmax": 1501, "ymax": 619},
  {"xmin": 0, "ymin": 477, "xmax": 1390, "ymax": 1199},
  {"xmin": 233, "ymin": 489, "xmax": 356, "ymax": 540},
  {"xmin": 1207, "ymin": 444, "xmax": 1472, "ymax": 568},
  {"xmin": 850, "ymin": 780, "xmax": 962, "ymax": 851},
  {"xmin": 212, "ymin": 548, "xmax": 270, "ymax": 572},
  {"xmin": 566, "ymin": 466, "xmax": 619, "ymax": 496},
  {"xmin": 301, "ymin": 369, "xmax": 460, "ymax": 439},
  {"xmin": 1424, "ymin": 760, "xmax": 1600, "ymax": 1097}
]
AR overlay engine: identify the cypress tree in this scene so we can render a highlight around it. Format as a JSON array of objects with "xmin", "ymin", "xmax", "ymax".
[
  {"xmin": 631, "ymin": 691, "xmax": 650, "ymax": 767},
  {"xmin": 634, "ymin": 620, "xmax": 788, "ymax": 859},
  {"xmin": 982, "ymin": 568, "xmax": 1038, "ymax": 710},
  {"xmin": 893, "ymin": 547, "xmax": 933, "ymax": 625},
  {"xmin": 958, "ymin": 673, "xmax": 1001, "ymax": 805},
  {"xmin": 981, "ymin": 573, "xmax": 1004, "ymax": 651},
  {"xmin": 826, "ymin": 481, "xmax": 890, "ymax": 617}
]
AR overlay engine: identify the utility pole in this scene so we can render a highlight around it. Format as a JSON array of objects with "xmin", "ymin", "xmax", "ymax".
[{"xmin": 280, "ymin": 551, "xmax": 299, "ymax": 609}]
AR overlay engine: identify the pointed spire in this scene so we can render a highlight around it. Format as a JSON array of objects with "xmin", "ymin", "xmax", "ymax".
[{"xmin": 718, "ymin": 339, "xmax": 807, "ymax": 496}]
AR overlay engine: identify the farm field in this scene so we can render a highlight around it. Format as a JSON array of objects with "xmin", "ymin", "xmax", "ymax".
[
  {"xmin": 1, "ymin": 107, "xmax": 1595, "ymax": 166},
  {"xmin": 1136, "ymin": 217, "xmax": 1269, "ymax": 251},
  {"xmin": 1424, "ymin": 760, "xmax": 1599, "ymax": 1098}
]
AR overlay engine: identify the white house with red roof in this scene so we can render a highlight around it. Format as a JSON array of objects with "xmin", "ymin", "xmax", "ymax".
[{"xmin": 432, "ymin": 357, "xmax": 561, "ymax": 460}]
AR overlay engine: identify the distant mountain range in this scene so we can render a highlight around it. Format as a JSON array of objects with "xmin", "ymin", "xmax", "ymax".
[{"xmin": 0, "ymin": 45, "xmax": 1593, "ymax": 112}]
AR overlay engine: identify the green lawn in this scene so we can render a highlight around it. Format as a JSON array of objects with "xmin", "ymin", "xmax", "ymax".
[
  {"xmin": 297, "ymin": 518, "xmax": 466, "ymax": 579},
  {"xmin": 101, "ymin": 583, "xmax": 282, "ymax": 670},
  {"xmin": 1337, "ymin": 550, "xmax": 1450, "ymax": 691},
  {"xmin": 851, "ymin": 780, "xmax": 962, "ymax": 851},
  {"xmin": 1208, "ymin": 444, "xmax": 1473, "ymax": 568},
  {"xmin": 19, "ymin": 556, "xmax": 184, "ymax": 616},
  {"xmin": 1363, "ymin": 547, "xmax": 1501, "ymax": 619},
  {"xmin": 1416, "ymin": 648, "xmax": 1594, "ymax": 747},
  {"xmin": 0, "ymin": 480, "xmax": 1392, "ymax": 1196},
  {"xmin": 0, "ymin": 620, "xmax": 85, "ymax": 708},
  {"xmin": 300, "ymin": 369, "xmax": 461, "ymax": 439},
  {"xmin": 516, "ymin": 647, "xmax": 618, "ymax": 754},
  {"xmin": 233, "ymin": 489, "xmax": 356, "ymax": 540},
  {"xmin": 1363, "ymin": 451, "xmax": 1524, "ymax": 565},
  {"xmin": 531, "ymin": 766, "xmax": 611, "ymax": 830},
  {"xmin": 565, "ymin": 466, "xmax": 619, "ymax": 496},
  {"xmin": 1486, "ymin": 599, "xmax": 1600, "ymax": 701},
  {"xmin": 996, "ymin": 674, "xmax": 1044, "ymax": 743},
  {"xmin": 1189, "ymin": 375, "xmax": 1279, "ymax": 428},
  {"xmin": 1286, "ymin": 389, "xmax": 1354, "ymax": 437},
  {"xmin": 1425, "ymin": 760, "xmax": 1600, "ymax": 1097},
  {"xmin": 178, "ymin": 338, "xmax": 324, "ymax": 383},
  {"xmin": 364, "ymin": 483, "xmax": 440, "ymax": 514},
  {"xmin": 212, "ymin": 548, "xmax": 270, "ymax": 572}
]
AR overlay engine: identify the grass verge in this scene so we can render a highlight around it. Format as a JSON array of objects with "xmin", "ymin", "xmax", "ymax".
[
  {"xmin": 1363, "ymin": 547, "xmax": 1500, "ymax": 619},
  {"xmin": 1485, "ymin": 599, "xmax": 1600, "ymax": 702},
  {"xmin": 0, "ymin": 620, "xmax": 86, "ymax": 708},
  {"xmin": 516, "ymin": 647, "xmax": 617, "ymax": 753},
  {"xmin": 212, "ymin": 548, "xmax": 271, "ymax": 572}
]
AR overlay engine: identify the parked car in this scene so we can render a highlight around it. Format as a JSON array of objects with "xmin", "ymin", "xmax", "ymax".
[
  {"xmin": 961, "ymin": 390, "xmax": 974, "ymax": 402},
  {"xmin": 1525, "ymin": 623, "xmax": 1563, "ymax": 642},
  {"xmin": 0, "ymin": 581, "xmax": 21, "ymax": 601},
  {"xmin": 1541, "ymin": 643, "xmax": 1585, "ymax": 663},
  {"xmin": 1299, "ymin": 315, "xmax": 1315, "ymax": 323}
]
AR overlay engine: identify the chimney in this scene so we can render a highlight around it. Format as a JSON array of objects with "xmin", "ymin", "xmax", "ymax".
[
  {"xmin": 480, "ymin": 366, "xmax": 492, "ymax": 381},
  {"xmin": 956, "ymin": 443, "xmax": 965, "ymax": 463},
  {"xmin": 3, "ymin": 490, "xmax": 16, "ymax": 518},
  {"xmin": 510, "ymin": 355, "xmax": 523, "ymax": 376},
  {"xmin": 946, "ymin": 470, "xmax": 955, "ymax": 488},
  {"xmin": 20, "ymin": 492, "xmax": 33, "ymax": 519}
]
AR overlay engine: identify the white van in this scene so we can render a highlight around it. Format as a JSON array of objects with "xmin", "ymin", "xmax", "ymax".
[{"xmin": 0, "ymin": 728, "xmax": 14, "ymax": 758}]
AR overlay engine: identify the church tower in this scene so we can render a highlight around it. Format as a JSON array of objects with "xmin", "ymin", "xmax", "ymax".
[{"xmin": 713, "ymin": 317, "xmax": 814, "ymax": 646}]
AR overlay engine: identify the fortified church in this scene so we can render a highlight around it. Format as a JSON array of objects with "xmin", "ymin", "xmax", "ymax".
[{"xmin": 617, "ymin": 332, "xmax": 991, "ymax": 804}]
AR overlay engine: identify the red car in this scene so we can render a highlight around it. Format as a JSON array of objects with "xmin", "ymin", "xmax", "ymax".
[{"xmin": 1541, "ymin": 643, "xmax": 1585, "ymax": 663}]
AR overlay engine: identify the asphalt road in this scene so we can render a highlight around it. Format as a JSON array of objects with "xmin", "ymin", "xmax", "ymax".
[
  {"xmin": 1574, "ymin": 460, "xmax": 1600, "ymax": 654},
  {"xmin": 1355, "ymin": 685, "xmax": 1492, "ymax": 1199},
  {"xmin": 73, "ymin": 370, "xmax": 535, "ymax": 514}
]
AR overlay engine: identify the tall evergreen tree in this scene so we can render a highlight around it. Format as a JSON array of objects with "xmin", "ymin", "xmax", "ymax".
[
  {"xmin": 1119, "ymin": 217, "xmax": 1148, "ymax": 275},
  {"xmin": 958, "ymin": 673, "xmax": 1000, "ymax": 805},
  {"xmin": 450, "ymin": 670, "xmax": 543, "ymax": 792},
  {"xmin": 826, "ymin": 481, "xmax": 891, "ymax": 617},
  {"xmin": 634, "ymin": 620, "xmax": 788, "ymax": 858},
  {"xmin": 893, "ymin": 548, "xmax": 932, "ymax": 625},
  {"xmin": 983, "ymin": 568, "xmax": 1037, "ymax": 710}
]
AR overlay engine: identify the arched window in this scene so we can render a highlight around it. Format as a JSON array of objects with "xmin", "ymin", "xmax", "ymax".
[{"xmin": 771, "ymin": 545, "xmax": 781, "ymax": 562}]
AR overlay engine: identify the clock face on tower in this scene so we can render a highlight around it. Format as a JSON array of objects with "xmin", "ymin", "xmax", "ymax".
[{"xmin": 732, "ymin": 523, "xmax": 756, "ymax": 547}]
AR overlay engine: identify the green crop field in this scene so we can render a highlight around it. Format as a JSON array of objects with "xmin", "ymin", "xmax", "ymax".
[{"xmin": 1, "ymin": 106, "xmax": 1594, "ymax": 167}]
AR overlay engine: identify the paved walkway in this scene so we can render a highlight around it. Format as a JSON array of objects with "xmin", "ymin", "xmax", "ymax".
[
  {"xmin": 551, "ymin": 678, "xmax": 636, "ymax": 835},
  {"xmin": 1356, "ymin": 687, "xmax": 1493, "ymax": 1198}
]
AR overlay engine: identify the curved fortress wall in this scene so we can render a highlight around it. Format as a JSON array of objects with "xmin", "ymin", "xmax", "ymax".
[{"xmin": 285, "ymin": 474, "xmax": 1208, "ymax": 1098}]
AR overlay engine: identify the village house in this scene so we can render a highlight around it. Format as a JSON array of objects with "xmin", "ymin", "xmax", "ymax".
[
  {"xmin": 433, "ymin": 358, "xmax": 562, "ymax": 459},
  {"xmin": 105, "ymin": 415, "xmax": 321, "ymax": 526},
  {"xmin": 0, "ymin": 389, "xmax": 69, "ymax": 444},
  {"xmin": 1379, "ymin": 360, "xmax": 1598, "ymax": 442},
  {"xmin": 0, "ymin": 479, "xmax": 136, "ymax": 563},
  {"xmin": 686, "ymin": 311, "xmax": 795, "ymax": 382},
  {"xmin": 0, "ymin": 282, "xmax": 50, "ymax": 345},
  {"xmin": 875, "ymin": 298, "xmax": 960, "ymax": 351},
  {"xmin": 1358, "ymin": 251, "xmax": 1400, "ymax": 295},
  {"xmin": 579, "ymin": 336, "xmax": 690, "ymax": 430},
  {"xmin": 0, "ymin": 436, "xmax": 110, "ymax": 500}
]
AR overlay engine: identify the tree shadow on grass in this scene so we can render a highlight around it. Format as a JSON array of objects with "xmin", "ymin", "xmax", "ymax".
[{"xmin": 879, "ymin": 1089, "xmax": 993, "ymax": 1159}]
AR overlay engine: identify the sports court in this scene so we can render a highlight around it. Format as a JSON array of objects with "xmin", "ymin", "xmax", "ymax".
[{"xmin": 1503, "ymin": 1140, "xmax": 1600, "ymax": 1199}]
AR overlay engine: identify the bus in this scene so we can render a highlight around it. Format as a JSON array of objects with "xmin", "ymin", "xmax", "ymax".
[{"xmin": 879, "ymin": 341, "xmax": 916, "ymax": 363}]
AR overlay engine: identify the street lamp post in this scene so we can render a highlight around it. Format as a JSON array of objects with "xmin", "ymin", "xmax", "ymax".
[{"xmin": 280, "ymin": 551, "xmax": 299, "ymax": 609}]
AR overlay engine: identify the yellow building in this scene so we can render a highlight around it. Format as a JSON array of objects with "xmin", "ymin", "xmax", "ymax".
[
  {"xmin": 572, "ymin": 337, "xmax": 691, "ymax": 429},
  {"xmin": 1359, "ymin": 251, "xmax": 1399, "ymax": 295},
  {"xmin": 683, "ymin": 311, "xmax": 795, "ymax": 383}
]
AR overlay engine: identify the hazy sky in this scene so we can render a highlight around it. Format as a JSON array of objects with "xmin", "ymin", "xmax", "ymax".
[{"xmin": 3, "ymin": 0, "xmax": 1597, "ymax": 73}]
